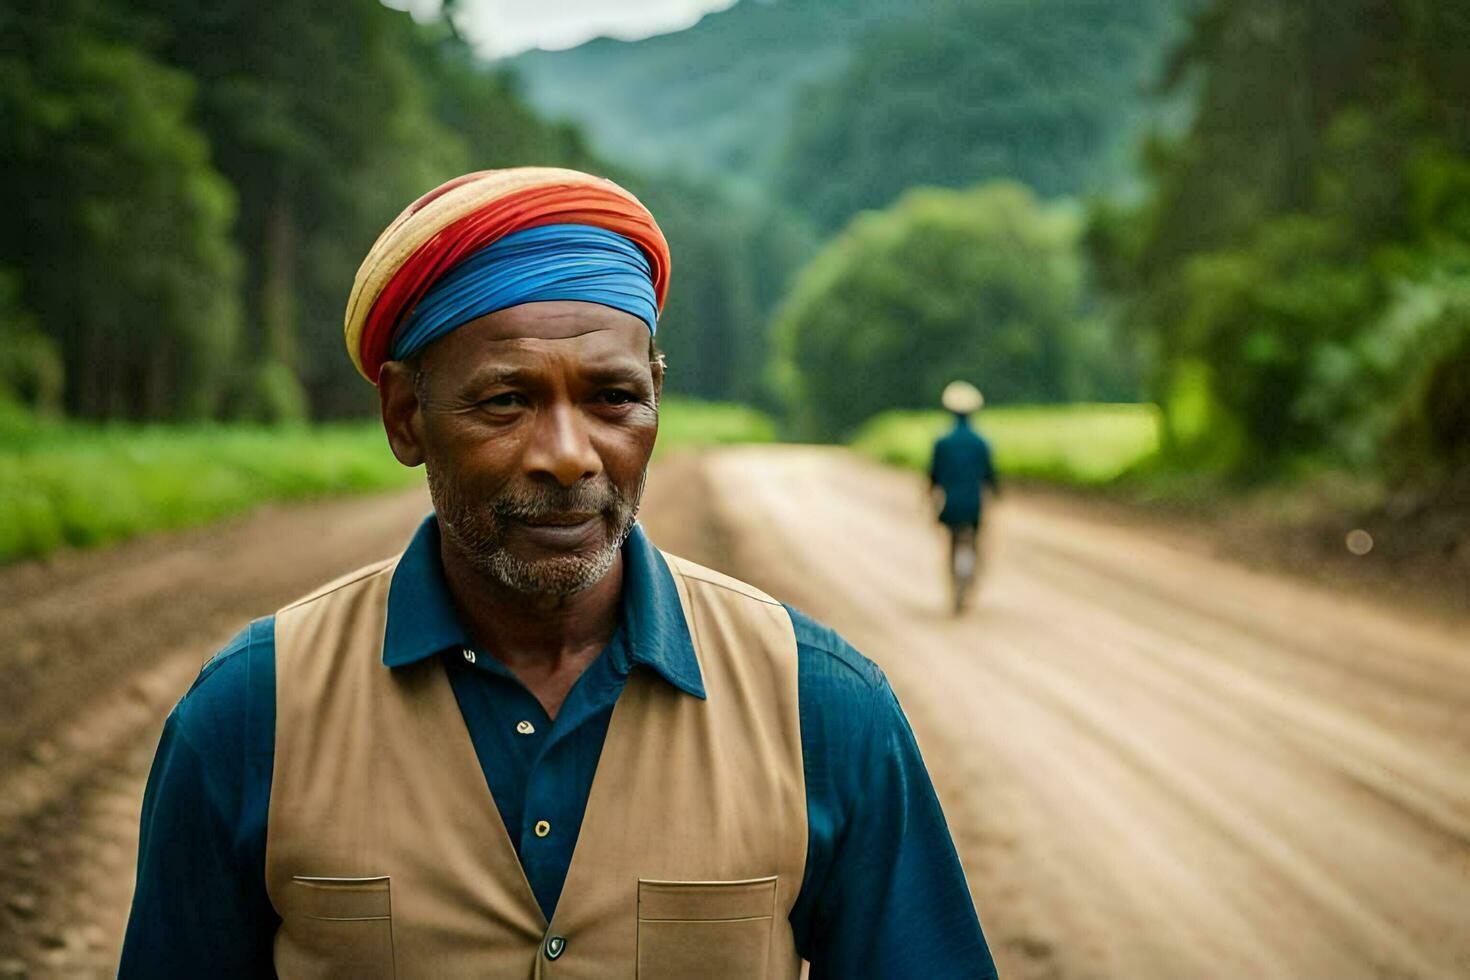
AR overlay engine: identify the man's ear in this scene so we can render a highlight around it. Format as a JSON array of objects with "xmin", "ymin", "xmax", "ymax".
[{"xmin": 378, "ymin": 360, "xmax": 426, "ymax": 468}]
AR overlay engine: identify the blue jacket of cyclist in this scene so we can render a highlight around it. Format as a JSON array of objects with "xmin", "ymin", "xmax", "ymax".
[{"xmin": 929, "ymin": 382, "xmax": 999, "ymax": 527}]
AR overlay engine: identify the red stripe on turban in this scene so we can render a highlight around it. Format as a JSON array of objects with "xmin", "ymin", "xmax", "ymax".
[{"xmin": 345, "ymin": 169, "xmax": 670, "ymax": 383}]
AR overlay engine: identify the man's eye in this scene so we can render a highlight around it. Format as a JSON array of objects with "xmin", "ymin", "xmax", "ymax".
[
  {"xmin": 599, "ymin": 389, "xmax": 639, "ymax": 405},
  {"xmin": 480, "ymin": 393, "xmax": 524, "ymax": 408}
]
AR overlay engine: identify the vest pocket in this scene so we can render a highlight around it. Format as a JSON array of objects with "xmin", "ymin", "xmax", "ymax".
[
  {"xmin": 637, "ymin": 876, "xmax": 777, "ymax": 979},
  {"xmin": 278, "ymin": 875, "xmax": 395, "ymax": 979}
]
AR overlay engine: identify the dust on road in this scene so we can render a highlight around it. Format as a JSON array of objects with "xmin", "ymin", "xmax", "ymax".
[{"xmin": 2, "ymin": 446, "xmax": 1467, "ymax": 977}]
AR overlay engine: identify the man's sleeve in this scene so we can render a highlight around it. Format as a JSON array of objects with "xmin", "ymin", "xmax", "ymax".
[
  {"xmin": 119, "ymin": 629, "xmax": 276, "ymax": 976},
  {"xmin": 788, "ymin": 611, "xmax": 997, "ymax": 978}
]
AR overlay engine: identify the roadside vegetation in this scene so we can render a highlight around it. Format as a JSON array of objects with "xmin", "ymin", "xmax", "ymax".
[
  {"xmin": 0, "ymin": 409, "xmax": 413, "ymax": 562},
  {"xmin": 0, "ymin": 398, "xmax": 773, "ymax": 564},
  {"xmin": 653, "ymin": 397, "xmax": 777, "ymax": 457},
  {"xmin": 851, "ymin": 404, "xmax": 1161, "ymax": 486},
  {"xmin": 5, "ymin": 0, "xmax": 1466, "ymax": 569}
]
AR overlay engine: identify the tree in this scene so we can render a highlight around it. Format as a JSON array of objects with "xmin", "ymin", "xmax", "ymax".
[
  {"xmin": 0, "ymin": 0, "xmax": 241, "ymax": 420},
  {"xmin": 620, "ymin": 177, "xmax": 817, "ymax": 406},
  {"xmin": 123, "ymin": 0, "xmax": 468, "ymax": 419},
  {"xmin": 772, "ymin": 182, "xmax": 1114, "ymax": 438},
  {"xmin": 778, "ymin": 0, "xmax": 1191, "ymax": 232},
  {"xmin": 1092, "ymin": 0, "xmax": 1470, "ymax": 478}
]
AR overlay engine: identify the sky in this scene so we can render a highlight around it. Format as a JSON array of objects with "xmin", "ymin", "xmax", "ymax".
[{"xmin": 385, "ymin": 0, "xmax": 741, "ymax": 59}]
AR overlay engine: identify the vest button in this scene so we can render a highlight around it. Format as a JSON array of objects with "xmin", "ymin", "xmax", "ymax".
[
  {"xmin": 544, "ymin": 935, "xmax": 566, "ymax": 960},
  {"xmin": 462, "ymin": 648, "xmax": 476, "ymax": 664},
  {"xmin": 534, "ymin": 819, "xmax": 551, "ymax": 838},
  {"xmin": 516, "ymin": 719, "xmax": 536, "ymax": 735}
]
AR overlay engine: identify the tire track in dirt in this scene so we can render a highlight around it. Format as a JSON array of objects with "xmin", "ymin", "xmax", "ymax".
[
  {"xmin": 3, "ymin": 448, "xmax": 1467, "ymax": 978},
  {"xmin": 0, "ymin": 490, "xmax": 431, "ymax": 975},
  {"xmin": 687, "ymin": 446, "xmax": 1470, "ymax": 980}
]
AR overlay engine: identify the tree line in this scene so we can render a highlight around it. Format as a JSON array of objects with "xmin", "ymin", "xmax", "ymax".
[
  {"xmin": 0, "ymin": 0, "xmax": 788, "ymax": 422},
  {"xmin": 777, "ymin": 0, "xmax": 1191, "ymax": 233},
  {"xmin": 774, "ymin": 0, "xmax": 1470, "ymax": 484},
  {"xmin": 1091, "ymin": 0, "xmax": 1470, "ymax": 480}
]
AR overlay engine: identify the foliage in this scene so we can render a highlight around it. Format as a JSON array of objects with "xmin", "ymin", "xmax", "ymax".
[
  {"xmin": 0, "ymin": 0, "xmax": 243, "ymax": 420},
  {"xmin": 771, "ymin": 181, "xmax": 1133, "ymax": 439},
  {"xmin": 510, "ymin": 0, "xmax": 921, "ymax": 180},
  {"xmin": 851, "ymin": 404, "xmax": 1161, "ymax": 485},
  {"xmin": 652, "ymin": 395, "xmax": 777, "ymax": 458},
  {"xmin": 0, "ymin": 1, "xmax": 803, "ymax": 422},
  {"xmin": 514, "ymin": 0, "xmax": 1189, "ymax": 402},
  {"xmin": 0, "ymin": 415, "xmax": 418, "ymax": 562},
  {"xmin": 118, "ymin": 2, "xmax": 505, "ymax": 418},
  {"xmin": 0, "ymin": 270, "xmax": 63, "ymax": 413},
  {"xmin": 0, "ymin": 397, "xmax": 775, "ymax": 564},
  {"xmin": 778, "ymin": 0, "xmax": 1193, "ymax": 231},
  {"xmin": 1091, "ymin": 0, "xmax": 1470, "ymax": 480},
  {"xmin": 1299, "ymin": 251, "xmax": 1470, "ymax": 472},
  {"xmin": 624, "ymin": 178, "xmax": 817, "ymax": 406}
]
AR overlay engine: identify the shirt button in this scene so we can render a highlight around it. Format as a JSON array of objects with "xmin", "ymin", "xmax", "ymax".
[
  {"xmin": 544, "ymin": 935, "xmax": 566, "ymax": 960},
  {"xmin": 462, "ymin": 648, "xmax": 476, "ymax": 664},
  {"xmin": 534, "ymin": 819, "xmax": 551, "ymax": 838},
  {"xmin": 516, "ymin": 720, "xmax": 536, "ymax": 735}
]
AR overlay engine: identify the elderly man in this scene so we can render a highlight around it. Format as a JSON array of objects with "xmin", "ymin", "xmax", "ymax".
[{"xmin": 121, "ymin": 168, "xmax": 996, "ymax": 978}]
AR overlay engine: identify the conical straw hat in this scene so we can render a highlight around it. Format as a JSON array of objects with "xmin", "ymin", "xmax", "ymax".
[{"xmin": 941, "ymin": 380, "xmax": 984, "ymax": 414}]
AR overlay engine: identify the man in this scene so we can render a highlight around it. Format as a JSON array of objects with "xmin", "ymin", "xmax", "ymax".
[
  {"xmin": 121, "ymin": 168, "xmax": 996, "ymax": 978},
  {"xmin": 930, "ymin": 381, "xmax": 1000, "ymax": 614}
]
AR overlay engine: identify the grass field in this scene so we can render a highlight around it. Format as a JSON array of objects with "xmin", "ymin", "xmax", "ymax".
[
  {"xmin": 0, "ymin": 396, "xmax": 774, "ymax": 563},
  {"xmin": 851, "ymin": 403, "xmax": 1162, "ymax": 485},
  {"xmin": 652, "ymin": 396, "xmax": 777, "ymax": 457}
]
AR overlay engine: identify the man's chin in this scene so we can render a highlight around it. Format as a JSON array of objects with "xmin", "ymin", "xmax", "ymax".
[{"xmin": 480, "ymin": 542, "xmax": 621, "ymax": 599}]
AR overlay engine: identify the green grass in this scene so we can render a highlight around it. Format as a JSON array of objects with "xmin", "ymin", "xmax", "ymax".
[
  {"xmin": 654, "ymin": 395, "xmax": 777, "ymax": 456},
  {"xmin": 850, "ymin": 403, "xmax": 1162, "ymax": 485},
  {"xmin": 0, "ymin": 415, "xmax": 418, "ymax": 563},
  {"xmin": 0, "ymin": 397, "xmax": 774, "ymax": 564}
]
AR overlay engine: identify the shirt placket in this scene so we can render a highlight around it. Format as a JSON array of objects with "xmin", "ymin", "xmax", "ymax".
[{"xmin": 517, "ymin": 638, "xmax": 630, "ymax": 917}]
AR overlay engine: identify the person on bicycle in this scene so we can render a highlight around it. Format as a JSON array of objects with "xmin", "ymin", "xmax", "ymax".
[{"xmin": 929, "ymin": 381, "xmax": 999, "ymax": 613}]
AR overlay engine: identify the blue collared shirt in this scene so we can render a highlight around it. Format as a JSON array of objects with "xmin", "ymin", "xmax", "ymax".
[
  {"xmin": 120, "ymin": 517, "xmax": 995, "ymax": 978},
  {"xmin": 930, "ymin": 418, "xmax": 999, "ymax": 526}
]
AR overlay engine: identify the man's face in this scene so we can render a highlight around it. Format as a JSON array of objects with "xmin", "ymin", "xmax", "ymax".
[{"xmin": 379, "ymin": 301, "xmax": 661, "ymax": 597}]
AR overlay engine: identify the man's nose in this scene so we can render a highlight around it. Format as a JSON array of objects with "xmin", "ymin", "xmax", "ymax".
[{"xmin": 523, "ymin": 402, "xmax": 602, "ymax": 487}]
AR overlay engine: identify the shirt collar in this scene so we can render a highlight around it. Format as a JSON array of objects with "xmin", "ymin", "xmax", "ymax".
[{"xmin": 383, "ymin": 514, "xmax": 705, "ymax": 699}]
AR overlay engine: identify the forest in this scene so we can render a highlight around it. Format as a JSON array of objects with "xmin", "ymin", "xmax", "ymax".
[
  {"xmin": 4, "ymin": 0, "xmax": 1468, "ymax": 491},
  {"xmin": 0, "ymin": 0, "xmax": 789, "ymax": 420}
]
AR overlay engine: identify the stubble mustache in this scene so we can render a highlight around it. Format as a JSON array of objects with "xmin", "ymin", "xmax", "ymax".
[
  {"xmin": 490, "ymin": 479, "xmax": 627, "ymax": 527},
  {"xmin": 428, "ymin": 464, "xmax": 646, "ymax": 597}
]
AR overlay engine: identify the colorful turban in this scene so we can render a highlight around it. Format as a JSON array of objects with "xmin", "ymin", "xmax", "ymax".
[{"xmin": 344, "ymin": 168, "xmax": 671, "ymax": 383}]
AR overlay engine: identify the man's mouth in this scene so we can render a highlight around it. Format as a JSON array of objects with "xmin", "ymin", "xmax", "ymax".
[
  {"xmin": 517, "ymin": 511, "xmax": 598, "ymax": 528},
  {"xmin": 507, "ymin": 512, "xmax": 604, "ymax": 549}
]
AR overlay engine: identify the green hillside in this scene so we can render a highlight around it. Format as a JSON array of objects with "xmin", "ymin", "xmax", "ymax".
[
  {"xmin": 509, "ymin": 0, "xmax": 930, "ymax": 182},
  {"xmin": 780, "ymin": 0, "xmax": 1194, "ymax": 230},
  {"xmin": 511, "ymin": 0, "xmax": 1193, "ymax": 222}
]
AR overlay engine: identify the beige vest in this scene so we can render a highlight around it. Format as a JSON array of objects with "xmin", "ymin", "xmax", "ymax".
[{"xmin": 264, "ymin": 551, "xmax": 807, "ymax": 979}]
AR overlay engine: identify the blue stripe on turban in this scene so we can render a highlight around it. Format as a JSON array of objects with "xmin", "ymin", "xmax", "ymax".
[{"xmin": 390, "ymin": 223, "xmax": 659, "ymax": 362}]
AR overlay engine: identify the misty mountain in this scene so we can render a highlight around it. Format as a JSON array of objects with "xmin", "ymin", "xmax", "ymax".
[{"xmin": 508, "ymin": 0, "xmax": 938, "ymax": 183}]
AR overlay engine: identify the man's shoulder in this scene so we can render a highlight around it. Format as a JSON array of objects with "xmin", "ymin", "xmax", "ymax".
[
  {"xmin": 659, "ymin": 552, "xmax": 785, "ymax": 609},
  {"xmin": 785, "ymin": 604, "xmax": 888, "ymax": 694},
  {"xmin": 170, "ymin": 616, "xmax": 276, "ymax": 750},
  {"xmin": 783, "ymin": 605, "xmax": 912, "ymax": 792},
  {"xmin": 278, "ymin": 556, "xmax": 398, "ymax": 615},
  {"xmin": 934, "ymin": 427, "xmax": 964, "ymax": 449},
  {"xmin": 656, "ymin": 552, "xmax": 888, "ymax": 698}
]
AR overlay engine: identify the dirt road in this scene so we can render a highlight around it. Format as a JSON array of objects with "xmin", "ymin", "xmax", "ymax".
[{"xmin": 2, "ymin": 446, "xmax": 1467, "ymax": 977}]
